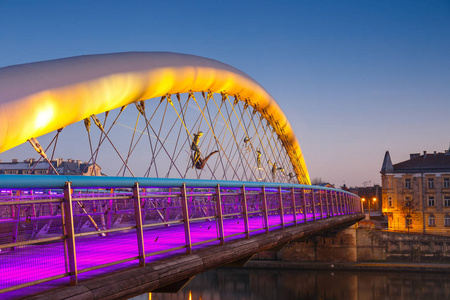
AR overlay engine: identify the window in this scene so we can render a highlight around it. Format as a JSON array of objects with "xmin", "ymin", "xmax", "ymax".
[
  {"xmin": 35, "ymin": 170, "xmax": 47, "ymax": 175},
  {"xmin": 4, "ymin": 170, "xmax": 18, "ymax": 174},
  {"xmin": 444, "ymin": 196, "xmax": 450, "ymax": 207},
  {"xmin": 22, "ymin": 170, "xmax": 30, "ymax": 174},
  {"xmin": 445, "ymin": 215, "xmax": 450, "ymax": 227},
  {"xmin": 428, "ymin": 196, "xmax": 435, "ymax": 207},
  {"xmin": 388, "ymin": 197, "xmax": 393, "ymax": 207},
  {"xmin": 405, "ymin": 197, "xmax": 412, "ymax": 207},
  {"xmin": 428, "ymin": 215, "xmax": 436, "ymax": 226},
  {"xmin": 444, "ymin": 178, "xmax": 450, "ymax": 189},
  {"xmin": 428, "ymin": 178, "xmax": 434, "ymax": 189},
  {"xmin": 405, "ymin": 178, "xmax": 411, "ymax": 189}
]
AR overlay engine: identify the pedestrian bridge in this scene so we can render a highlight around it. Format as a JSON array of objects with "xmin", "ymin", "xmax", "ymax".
[
  {"xmin": 0, "ymin": 175, "xmax": 363, "ymax": 299},
  {"xmin": 0, "ymin": 52, "xmax": 364, "ymax": 299}
]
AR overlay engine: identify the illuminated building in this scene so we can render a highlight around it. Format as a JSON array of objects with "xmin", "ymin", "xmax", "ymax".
[{"xmin": 381, "ymin": 149, "xmax": 450, "ymax": 235}]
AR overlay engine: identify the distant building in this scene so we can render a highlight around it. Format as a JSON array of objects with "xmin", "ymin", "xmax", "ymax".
[
  {"xmin": 0, "ymin": 158, "xmax": 102, "ymax": 176},
  {"xmin": 381, "ymin": 149, "xmax": 450, "ymax": 235},
  {"xmin": 348, "ymin": 185, "xmax": 382, "ymax": 211}
]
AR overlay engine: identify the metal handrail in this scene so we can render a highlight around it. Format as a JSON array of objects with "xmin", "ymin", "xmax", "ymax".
[{"xmin": 0, "ymin": 175, "xmax": 361, "ymax": 295}]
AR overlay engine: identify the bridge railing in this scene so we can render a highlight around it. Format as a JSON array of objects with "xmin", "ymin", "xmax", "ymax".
[{"xmin": 0, "ymin": 175, "xmax": 362, "ymax": 294}]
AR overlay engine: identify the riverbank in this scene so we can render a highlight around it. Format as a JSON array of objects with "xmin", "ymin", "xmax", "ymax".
[{"xmin": 245, "ymin": 260, "xmax": 450, "ymax": 273}]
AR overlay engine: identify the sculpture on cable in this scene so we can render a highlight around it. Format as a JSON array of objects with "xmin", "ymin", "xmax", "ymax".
[
  {"xmin": 268, "ymin": 160, "xmax": 285, "ymax": 181},
  {"xmin": 190, "ymin": 131, "xmax": 219, "ymax": 170}
]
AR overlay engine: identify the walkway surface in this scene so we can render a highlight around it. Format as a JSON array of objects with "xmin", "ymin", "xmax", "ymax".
[{"xmin": 1, "ymin": 212, "xmax": 329, "ymax": 294}]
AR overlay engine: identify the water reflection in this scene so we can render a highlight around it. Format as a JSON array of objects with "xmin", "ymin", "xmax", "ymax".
[{"xmin": 132, "ymin": 267, "xmax": 450, "ymax": 300}]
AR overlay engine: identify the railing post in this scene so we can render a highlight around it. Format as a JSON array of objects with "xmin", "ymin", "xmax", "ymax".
[
  {"xmin": 311, "ymin": 189, "xmax": 316, "ymax": 221},
  {"xmin": 302, "ymin": 188, "xmax": 307, "ymax": 223},
  {"xmin": 345, "ymin": 194, "xmax": 350, "ymax": 214},
  {"xmin": 215, "ymin": 184, "xmax": 225, "ymax": 245},
  {"xmin": 319, "ymin": 189, "xmax": 324, "ymax": 219},
  {"xmin": 352, "ymin": 195, "xmax": 356, "ymax": 213},
  {"xmin": 342, "ymin": 192, "xmax": 346, "ymax": 214},
  {"xmin": 330, "ymin": 191, "xmax": 335, "ymax": 216},
  {"xmin": 62, "ymin": 182, "xmax": 77, "ymax": 285},
  {"xmin": 241, "ymin": 185, "xmax": 250, "ymax": 239},
  {"xmin": 278, "ymin": 186, "xmax": 285, "ymax": 229},
  {"xmin": 180, "ymin": 183, "xmax": 192, "ymax": 254},
  {"xmin": 132, "ymin": 182, "xmax": 145, "ymax": 267},
  {"xmin": 339, "ymin": 192, "xmax": 344, "ymax": 215},
  {"xmin": 325, "ymin": 190, "xmax": 330, "ymax": 218},
  {"xmin": 291, "ymin": 187, "xmax": 297, "ymax": 225},
  {"xmin": 261, "ymin": 186, "xmax": 269, "ymax": 233}
]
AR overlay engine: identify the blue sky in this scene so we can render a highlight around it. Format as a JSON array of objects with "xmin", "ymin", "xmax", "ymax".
[{"xmin": 1, "ymin": 0, "xmax": 449, "ymax": 186}]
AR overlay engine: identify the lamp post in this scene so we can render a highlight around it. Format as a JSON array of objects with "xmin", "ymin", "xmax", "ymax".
[
  {"xmin": 361, "ymin": 198, "xmax": 366, "ymax": 219},
  {"xmin": 362, "ymin": 197, "xmax": 377, "ymax": 220},
  {"xmin": 371, "ymin": 197, "xmax": 377, "ymax": 220}
]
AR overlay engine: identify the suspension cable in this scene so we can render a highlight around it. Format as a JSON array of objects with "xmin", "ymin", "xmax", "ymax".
[{"xmin": 90, "ymin": 114, "xmax": 135, "ymax": 177}]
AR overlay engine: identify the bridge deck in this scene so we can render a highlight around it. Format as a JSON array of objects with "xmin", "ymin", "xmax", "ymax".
[{"xmin": 1, "ymin": 212, "xmax": 323, "ymax": 294}]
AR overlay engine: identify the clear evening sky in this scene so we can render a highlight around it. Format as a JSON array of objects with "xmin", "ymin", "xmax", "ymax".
[{"xmin": 0, "ymin": 0, "xmax": 449, "ymax": 187}]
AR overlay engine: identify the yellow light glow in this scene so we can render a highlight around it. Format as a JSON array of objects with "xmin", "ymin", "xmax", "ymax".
[
  {"xmin": 0, "ymin": 52, "xmax": 310, "ymax": 184},
  {"xmin": 35, "ymin": 106, "xmax": 54, "ymax": 129},
  {"xmin": 373, "ymin": 197, "xmax": 377, "ymax": 202},
  {"xmin": 361, "ymin": 198, "xmax": 366, "ymax": 202}
]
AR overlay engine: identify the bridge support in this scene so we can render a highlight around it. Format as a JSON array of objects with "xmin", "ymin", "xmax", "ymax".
[
  {"xmin": 180, "ymin": 183, "xmax": 192, "ymax": 254},
  {"xmin": 215, "ymin": 184, "xmax": 225, "ymax": 245},
  {"xmin": 291, "ymin": 187, "xmax": 297, "ymax": 225},
  {"xmin": 63, "ymin": 182, "xmax": 78, "ymax": 285},
  {"xmin": 302, "ymin": 188, "xmax": 307, "ymax": 222},
  {"xmin": 241, "ymin": 185, "xmax": 250, "ymax": 239},
  {"xmin": 261, "ymin": 186, "xmax": 269, "ymax": 233},
  {"xmin": 133, "ymin": 182, "xmax": 145, "ymax": 267},
  {"xmin": 311, "ymin": 189, "xmax": 316, "ymax": 221},
  {"xmin": 278, "ymin": 186, "xmax": 285, "ymax": 229}
]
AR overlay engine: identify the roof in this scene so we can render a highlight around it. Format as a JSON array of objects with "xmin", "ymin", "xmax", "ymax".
[
  {"xmin": 381, "ymin": 151, "xmax": 393, "ymax": 173},
  {"xmin": 390, "ymin": 152, "xmax": 450, "ymax": 173}
]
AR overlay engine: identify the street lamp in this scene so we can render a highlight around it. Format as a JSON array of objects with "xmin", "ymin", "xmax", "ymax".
[
  {"xmin": 371, "ymin": 197, "xmax": 376, "ymax": 220},
  {"xmin": 362, "ymin": 197, "xmax": 376, "ymax": 220}
]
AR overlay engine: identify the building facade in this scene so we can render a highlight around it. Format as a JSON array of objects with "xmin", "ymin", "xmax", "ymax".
[
  {"xmin": 381, "ymin": 150, "xmax": 450, "ymax": 235},
  {"xmin": 0, "ymin": 158, "xmax": 102, "ymax": 176}
]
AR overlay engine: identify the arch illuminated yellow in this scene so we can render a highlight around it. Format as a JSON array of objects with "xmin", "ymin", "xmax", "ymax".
[{"xmin": 0, "ymin": 52, "xmax": 310, "ymax": 184}]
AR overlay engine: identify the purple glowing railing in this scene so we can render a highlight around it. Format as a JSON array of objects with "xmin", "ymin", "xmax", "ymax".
[{"xmin": 0, "ymin": 175, "xmax": 362, "ymax": 294}]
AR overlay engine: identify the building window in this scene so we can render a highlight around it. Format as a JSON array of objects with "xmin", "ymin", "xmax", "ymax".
[
  {"xmin": 428, "ymin": 215, "xmax": 436, "ymax": 226},
  {"xmin": 445, "ymin": 178, "xmax": 450, "ymax": 189},
  {"xmin": 22, "ymin": 170, "xmax": 30, "ymax": 174},
  {"xmin": 35, "ymin": 170, "xmax": 47, "ymax": 175},
  {"xmin": 445, "ymin": 215, "xmax": 450, "ymax": 227},
  {"xmin": 4, "ymin": 170, "xmax": 18, "ymax": 175},
  {"xmin": 428, "ymin": 178, "xmax": 434, "ymax": 189},
  {"xmin": 428, "ymin": 196, "xmax": 435, "ymax": 207},
  {"xmin": 405, "ymin": 197, "xmax": 412, "ymax": 207},
  {"xmin": 405, "ymin": 178, "xmax": 411, "ymax": 189},
  {"xmin": 444, "ymin": 196, "xmax": 450, "ymax": 208},
  {"xmin": 388, "ymin": 197, "xmax": 393, "ymax": 207}
]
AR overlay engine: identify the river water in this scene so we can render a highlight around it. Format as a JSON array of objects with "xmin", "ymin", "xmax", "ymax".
[{"xmin": 131, "ymin": 267, "xmax": 450, "ymax": 300}]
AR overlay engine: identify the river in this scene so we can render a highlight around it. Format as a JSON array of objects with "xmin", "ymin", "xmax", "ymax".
[{"xmin": 130, "ymin": 267, "xmax": 450, "ymax": 300}]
